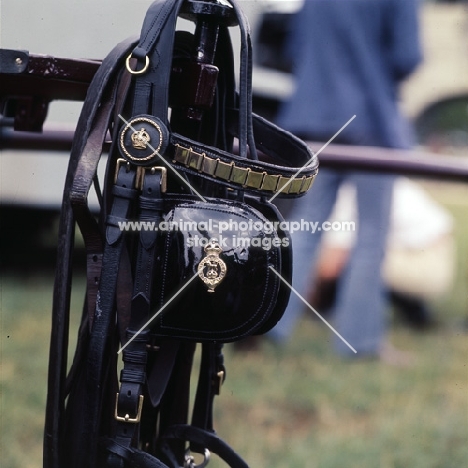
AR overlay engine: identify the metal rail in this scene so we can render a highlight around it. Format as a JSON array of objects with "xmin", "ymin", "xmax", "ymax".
[
  {"xmin": 1, "ymin": 49, "xmax": 467, "ymax": 183},
  {"xmin": 1, "ymin": 126, "xmax": 467, "ymax": 183}
]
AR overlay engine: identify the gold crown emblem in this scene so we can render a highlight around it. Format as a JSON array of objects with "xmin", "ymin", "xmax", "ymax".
[
  {"xmin": 197, "ymin": 239, "xmax": 227, "ymax": 293},
  {"xmin": 131, "ymin": 127, "xmax": 151, "ymax": 150},
  {"xmin": 204, "ymin": 241, "xmax": 223, "ymax": 257}
]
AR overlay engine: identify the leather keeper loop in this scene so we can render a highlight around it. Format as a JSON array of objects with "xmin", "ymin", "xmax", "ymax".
[
  {"xmin": 104, "ymin": 439, "xmax": 134, "ymax": 462},
  {"xmin": 131, "ymin": 46, "xmax": 148, "ymax": 62},
  {"xmin": 120, "ymin": 369, "xmax": 146, "ymax": 385},
  {"xmin": 126, "ymin": 329, "xmax": 151, "ymax": 342},
  {"xmin": 122, "ymin": 350, "xmax": 148, "ymax": 365},
  {"xmin": 138, "ymin": 197, "xmax": 165, "ymax": 212},
  {"xmin": 112, "ymin": 184, "xmax": 138, "ymax": 199}
]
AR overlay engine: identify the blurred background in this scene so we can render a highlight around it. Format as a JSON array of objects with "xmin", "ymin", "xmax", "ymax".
[{"xmin": 1, "ymin": 0, "xmax": 467, "ymax": 467}]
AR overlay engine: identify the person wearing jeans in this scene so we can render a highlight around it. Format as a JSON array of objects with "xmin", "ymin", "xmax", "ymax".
[{"xmin": 270, "ymin": 0, "xmax": 423, "ymax": 361}]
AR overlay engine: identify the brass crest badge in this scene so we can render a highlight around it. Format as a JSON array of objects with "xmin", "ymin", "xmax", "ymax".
[
  {"xmin": 119, "ymin": 116, "xmax": 165, "ymax": 163},
  {"xmin": 131, "ymin": 127, "xmax": 151, "ymax": 150},
  {"xmin": 197, "ymin": 239, "xmax": 227, "ymax": 293}
]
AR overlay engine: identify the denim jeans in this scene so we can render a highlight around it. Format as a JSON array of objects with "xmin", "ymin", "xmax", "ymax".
[{"xmin": 270, "ymin": 168, "xmax": 395, "ymax": 357}]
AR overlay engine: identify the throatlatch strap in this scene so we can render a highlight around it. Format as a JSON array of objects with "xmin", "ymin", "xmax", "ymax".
[
  {"xmin": 84, "ymin": 165, "xmax": 138, "ymax": 468},
  {"xmin": 158, "ymin": 341, "xmax": 197, "ymax": 466},
  {"xmin": 192, "ymin": 343, "xmax": 225, "ymax": 436},
  {"xmin": 109, "ymin": 169, "xmax": 165, "ymax": 467},
  {"xmin": 44, "ymin": 36, "xmax": 137, "ymax": 468}
]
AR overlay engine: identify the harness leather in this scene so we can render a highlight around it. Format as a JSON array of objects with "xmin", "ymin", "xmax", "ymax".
[{"xmin": 44, "ymin": 1, "xmax": 318, "ymax": 467}]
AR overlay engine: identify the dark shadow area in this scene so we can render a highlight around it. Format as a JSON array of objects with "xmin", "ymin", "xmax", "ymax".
[{"xmin": 0, "ymin": 206, "xmax": 85, "ymax": 272}]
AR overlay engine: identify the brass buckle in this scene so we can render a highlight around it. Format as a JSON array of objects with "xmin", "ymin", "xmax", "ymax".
[
  {"xmin": 114, "ymin": 159, "xmax": 167, "ymax": 192},
  {"xmin": 114, "ymin": 393, "xmax": 144, "ymax": 423},
  {"xmin": 114, "ymin": 158, "xmax": 131, "ymax": 184},
  {"xmin": 135, "ymin": 166, "xmax": 167, "ymax": 192}
]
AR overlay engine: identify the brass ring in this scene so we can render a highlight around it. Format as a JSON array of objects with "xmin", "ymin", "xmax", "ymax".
[{"xmin": 125, "ymin": 54, "xmax": 150, "ymax": 75}]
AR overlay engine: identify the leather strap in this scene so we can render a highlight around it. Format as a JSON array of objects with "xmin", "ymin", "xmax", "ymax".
[
  {"xmin": 44, "ymin": 36, "xmax": 138, "ymax": 468},
  {"xmin": 83, "ymin": 165, "xmax": 138, "ymax": 468},
  {"xmin": 158, "ymin": 342, "xmax": 197, "ymax": 465},
  {"xmin": 161, "ymin": 424, "xmax": 249, "ymax": 468},
  {"xmin": 109, "ymin": 169, "xmax": 166, "ymax": 467},
  {"xmin": 69, "ymin": 42, "xmax": 135, "ymax": 330},
  {"xmin": 129, "ymin": 0, "xmax": 183, "ymax": 118},
  {"xmin": 233, "ymin": 0, "xmax": 256, "ymax": 160},
  {"xmin": 190, "ymin": 343, "xmax": 225, "ymax": 449},
  {"xmin": 171, "ymin": 138, "xmax": 315, "ymax": 196},
  {"xmin": 105, "ymin": 439, "xmax": 170, "ymax": 468}
]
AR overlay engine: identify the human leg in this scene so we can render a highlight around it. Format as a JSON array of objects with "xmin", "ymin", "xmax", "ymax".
[{"xmin": 332, "ymin": 172, "xmax": 395, "ymax": 357}]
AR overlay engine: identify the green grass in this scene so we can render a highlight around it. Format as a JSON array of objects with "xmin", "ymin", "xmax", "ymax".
[
  {"xmin": 214, "ymin": 321, "xmax": 468, "ymax": 468},
  {"xmin": 1, "ymin": 273, "xmax": 52, "ymax": 468},
  {"xmin": 0, "ymin": 272, "xmax": 86, "ymax": 468},
  {"xmin": 1, "ymin": 180, "xmax": 467, "ymax": 467}
]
